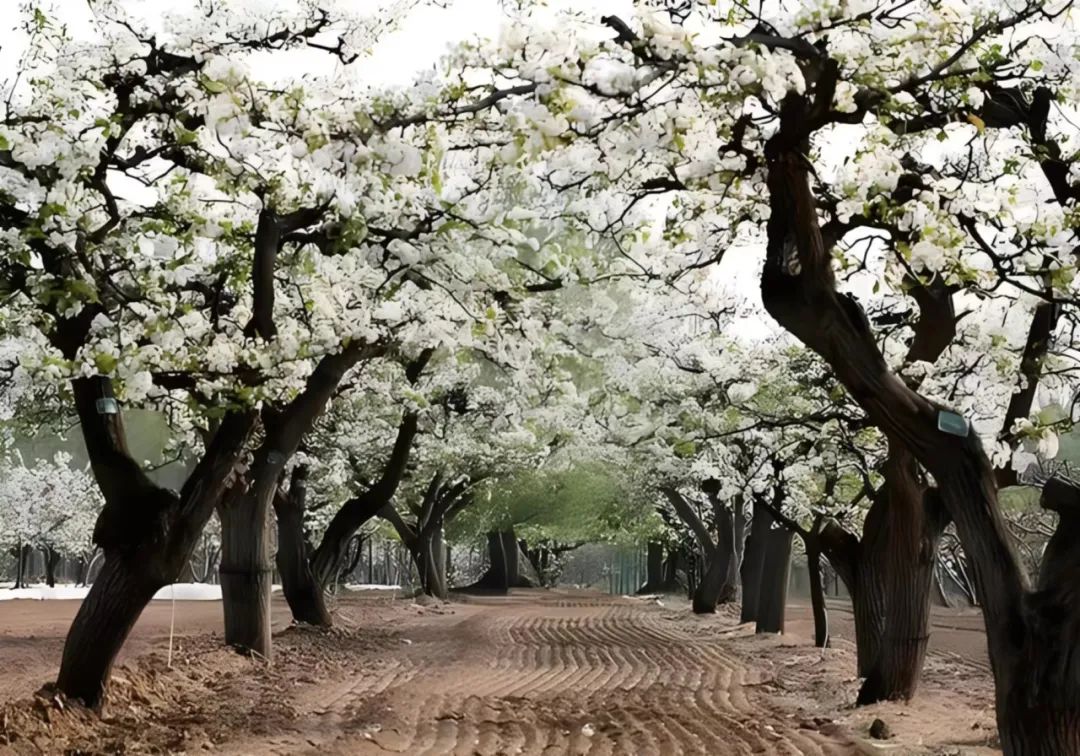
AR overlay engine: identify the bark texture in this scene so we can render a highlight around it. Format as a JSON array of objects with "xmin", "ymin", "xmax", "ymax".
[
  {"xmin": 758, "ymin": 86, "xmax": 1080, "ymax": 752},
  {"xmin": 55, "ymin": 380, "xmax": 255, "ymax": 707},
  {"xmin": 274, "ymin": 466, "xmax": 331, "ymax": 626},
  {"xmin": 380, "ymin": 473, "xmax": 474, "ymax": 599},
  {"xmin": 740, "ymin": 498, "xmax": 772, "ymax": 623},
  {"xmin": 755, "ymin": 525, "xmax": 793, "ymax": 634}
]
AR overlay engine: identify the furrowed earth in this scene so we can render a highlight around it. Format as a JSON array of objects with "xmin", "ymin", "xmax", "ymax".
[{"xmin": 0, "ymin": 589, "xmax": 995, "ymax": 755}]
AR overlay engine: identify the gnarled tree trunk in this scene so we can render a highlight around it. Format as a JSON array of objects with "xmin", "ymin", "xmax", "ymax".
[
  {"xmin": 417, "ymin": 525, "xmax": 448, "ymax": 599},
  {"xmin": 759, "ymin": 96, "xmax": 1080, "ymax": 751},
  {"xmin": 857, "ymin": 447, "xmax": 948, "ymax": 704},
  {"xmin": 662, "ymin": 487, "xmax": 737, "ymax": 614},
  {"xmin": 55, "ymin": 377, "xmax": 254, "ymax": 707}
]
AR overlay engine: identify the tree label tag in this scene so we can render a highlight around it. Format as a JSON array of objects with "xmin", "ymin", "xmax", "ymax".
[
  {"xmin": 937, "ymin": 410, "xmax": 970, "ymax": 437},
  {"xmin": 95, "ymin": 397, "xmax": 119, "ymax": 415}
]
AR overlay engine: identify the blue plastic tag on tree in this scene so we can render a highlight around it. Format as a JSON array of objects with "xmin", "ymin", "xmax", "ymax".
[{"xmin": 937, "ymin": 410, "xmax": 969, "ymax": 437}]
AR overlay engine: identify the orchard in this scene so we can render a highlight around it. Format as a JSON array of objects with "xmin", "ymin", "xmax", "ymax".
[{"xmin": 0, "ymin": 1, "xmax": 1077, "ymax": 753}]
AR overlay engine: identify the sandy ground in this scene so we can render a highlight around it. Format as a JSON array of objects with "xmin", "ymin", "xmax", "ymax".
[{"xmin": 0, "ymin": 589, "xmax": 996, "ymax": 755}]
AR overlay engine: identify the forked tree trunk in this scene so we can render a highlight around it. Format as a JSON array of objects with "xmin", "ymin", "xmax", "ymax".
[
  {"xmin": 693, "ymin": 548, "xmax": 728, "ymax": 613},
  {"xmin": 691, "ymin": 507, "xmax": 737, "ymax": 613},
  {"xmin": 755, "ymin": 526, "xmax": 793, "ymax": 634},
  {"xmin": 759, "ymin": 104, "xmax": 1080, "ymax": 751},
  {"xmin": 54, "ymin": 382, "xmax": 254, "ymax": 707},
  {"xmin": 740, "ymin": 499, "xmax": 771, "ymax": 623},
  {"xmin": 663, "ymin": 488, "xmax": 735, "ymax": 614},
  {"xmin": 417, "ymin": 525, "xmax": 448, "ymax": 599},
  {"xmin": 471, "ymin": 530, "xmax": 529, "ymax": 591}
]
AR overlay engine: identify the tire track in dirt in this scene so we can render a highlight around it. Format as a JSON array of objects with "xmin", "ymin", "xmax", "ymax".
[{"xmin": 285, "ymin": 592, "xmax": 863, "ymax": 755}]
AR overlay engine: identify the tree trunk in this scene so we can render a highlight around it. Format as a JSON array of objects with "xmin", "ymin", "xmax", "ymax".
[
  {"xmin": 308, "ymin": 495, "xmax": 385, "ymax": 588},
  {"xmin": 176, "ymin": 558, "xmax": 197, "ymax": 584},
  {"xmin": 218, "ymin": 490, "xmax": 274, "ymax": 658},
  {"xmin": 717, "ymin": 505, "xmax": 739, "ymax": 603},
  {"xmin": 755, "ymin": 526, "xmax": 793, "ymax": 634},
  {"xmin": 417, "ymin": 525, "xmax": 448, "ymax": 599},
  {"xmin": 733, "ymin": 505, "xmax": 747, "ymax": 588},
  {"xmin": 638, "ymin": 541, "xmax": 666, "ymax": 593},
  {"xmin": 857, "ymin": 447, "xmax": 946, "ymax": 704},
  {"xmin": 692, "ymin": 507, "xmax": 737, "ymax": 613},
  {"xmin": 806, "ymin": 542, "xmax": 829, "ymax": 648},
  {"xmin": 692, "ymin": 544, "xmax": 726, "ymax": 614},
  {"xmin": 740, "ymin": 499, "xmax": 771, "ymax": 623},
  {"xmin": 478, "ymin": 530, "xmax": 508, "ymax": 590},
  {"xmin": 13, "ymin": 542, "xmax": 27, "ymax": 589},
  {"xmin": 44, "ymin": 546, "xmax": 60, "ymax": 588},
  {"xmin": 469, "ymin": 529, "xmax": 529, "ymax": 591},
  {"xmin": 53, "ymin": 377, "xmax": 256, "ymax": 708},
  {"xmin": 759, "ymin": 120, "xmax": 1080, "ymax": 750},
  {"xmin": 274, "ymin": 467, "xmax": 331, "ymax": 627},
  {"xmin": 55, "ymin": 557, "xmax": 160, "ymax": 707},
  {"xmin": 663, "ymin": 546, "xmax": 681, "ymax": 587}
]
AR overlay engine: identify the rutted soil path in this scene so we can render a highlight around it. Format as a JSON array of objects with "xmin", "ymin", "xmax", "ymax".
[
  {"xmin": 286, "ymin": 593, "xmax": 860, "ymax": 755},
  {"xmin": 1, "ymin": 590, "xmax": 867, "ymax": 755}
]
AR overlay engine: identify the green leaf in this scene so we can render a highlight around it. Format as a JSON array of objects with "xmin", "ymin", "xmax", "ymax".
[
  {"xmin": 201, "ymin": 77, "xmax": 228, "ymax": 94},
  {"xmin": 94, "ymin": 353, "xmax": 117, "ymax": 374},
  {"xmin": 673, "ymin": 439, "xmax": 697, "ymax": 458}
]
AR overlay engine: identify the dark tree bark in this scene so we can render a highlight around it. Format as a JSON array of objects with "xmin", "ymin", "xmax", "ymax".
[
  {"xmin": 740, "ymin": 498, "xmax": 771, "ymax": 623},
  {"xmin": 274, "ymin": 466, "xmax": 331, "ymax": 626},
  {"xmin": 55, "ymin": 378, "xmax": 255, "ymax": 707},
  {"xmin": 308, "ymin": 410, "xmax": 420, "ymax": 589},
  {"xmin": 637, "ymin": 541, "xmax": 666, "ymax": 593},
  {"xmin": 758, "ymin": 86, "xmax": 1080, "ymax": 752},
  {"xmin": 662, "ymin": 545, "xmax": 684, "ymax": 589},
  {"xmin": 44, "ymin": 546, "xmax": 60, "ymax": 588},
  {"xmin": 380, "ymin": 473, "xmax": 474, "ymax": 599},
  {"xmin": 662, "ymin": 487, "xmax": 737, "ymax": 613},
  {"xmin": 755, "ymin": 525, "xmax": 793, "ymax": 634},
  {"xmin": 417, "ymin": 526, "xmax": 448, "ymax": 599},
  {"xmin": 11, "ymin": 542, "xmax": 30, "ymax": 589},
  {"xmin": 474, "ymin": 531, "xmax": 509, "ymax": 590},
  {"xmin": 218, "ymin": 479, "xmax": 274, "ymax": 656},
  {"xmin": 220, "ymin": 342, "xmax": 387, "ymax": 653},
  {"xmin": 856, "ymin": 450, "xmax": 948, "ymax": 705},
  {"xmin": 468, "ymin": 528, "xmax": 532, "ymax": 591},
  {"xmin": 806, "ymin": 538, "xmax": 829, "ymax": 648}
]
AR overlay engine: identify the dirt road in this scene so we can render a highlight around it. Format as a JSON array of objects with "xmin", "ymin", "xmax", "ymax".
[
  {"xmin": 285, "ymin": 594, "xmax": 860, "ymax": 755},
  {"xmin": 2, "ymin": 590, "xmax": 866, "ymax": 755}
]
